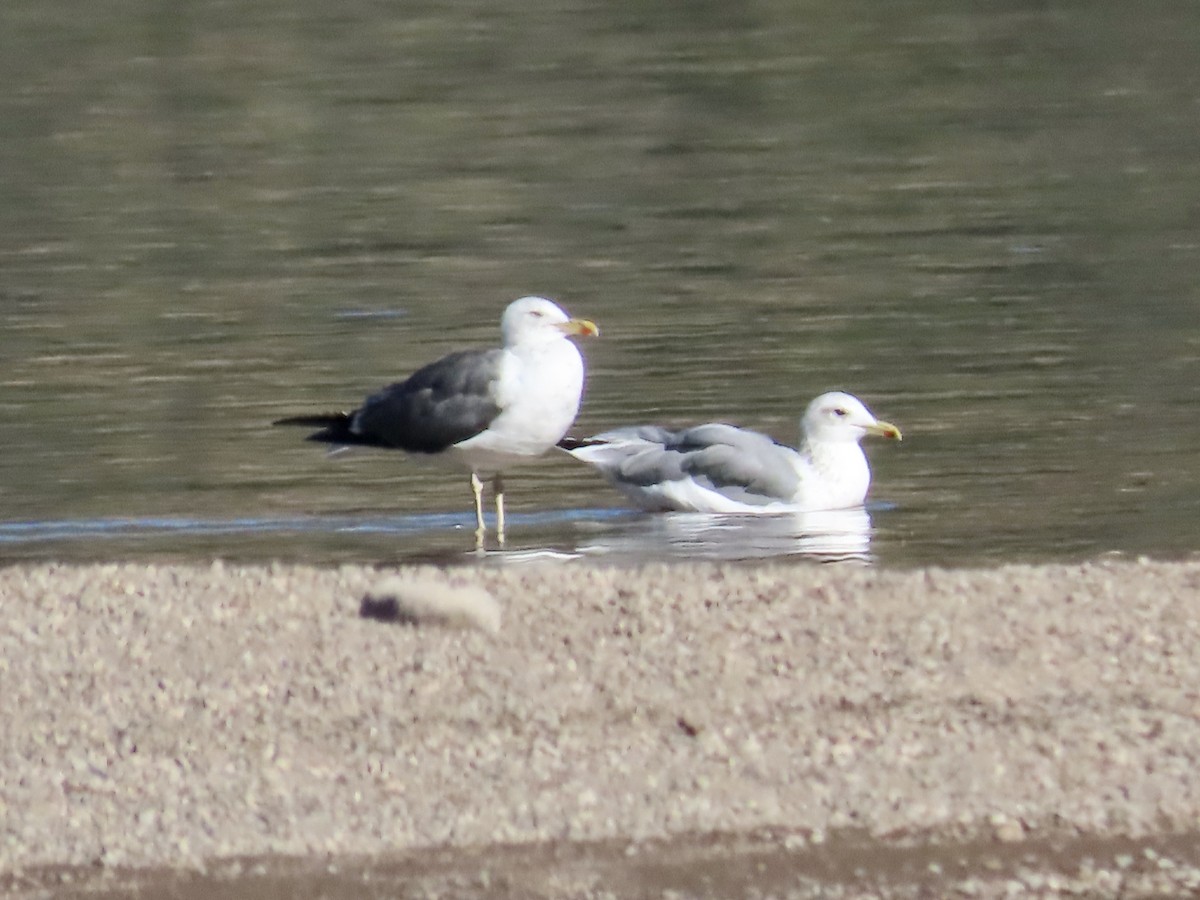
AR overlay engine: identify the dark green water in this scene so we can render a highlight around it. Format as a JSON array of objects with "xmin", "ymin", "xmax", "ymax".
[{"xmin": 3, "ymin": 0, "xmax": 1199, "ymax": 566}]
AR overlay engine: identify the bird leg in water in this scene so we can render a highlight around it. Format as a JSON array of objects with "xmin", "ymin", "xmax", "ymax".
[
  {"xmin": 470, "ymin": 472, "xmax": 487, "ymax": 542},
  {"xmin": 494, "ymin": 473, "xmax": 506, "ymax": 544}
]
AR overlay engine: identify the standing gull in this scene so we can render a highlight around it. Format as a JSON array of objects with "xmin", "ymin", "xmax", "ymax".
[
  {"xmin": 560, "ymin": 391, "xmax": 900, "ymax": 513},
  {"xmin": 275, "ymin": 296, "xmax": 598, "ymax": 544}
]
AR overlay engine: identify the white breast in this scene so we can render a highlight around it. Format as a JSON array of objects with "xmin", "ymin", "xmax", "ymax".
[{"xmin": 454, "ymin": 341, "xmax": 585, "ymax": 474}]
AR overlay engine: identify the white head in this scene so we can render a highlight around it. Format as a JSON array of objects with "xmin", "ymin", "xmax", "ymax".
[
  {"xmin": 500, "ymin": 296, "xmax": 599, "ymax": 348},
  {"xmin": 801, "ymin": 391, "xmax": 902, "ymax": 446}
]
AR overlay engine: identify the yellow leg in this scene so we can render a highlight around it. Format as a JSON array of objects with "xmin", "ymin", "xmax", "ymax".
[
  {"xmin": 470, "ymin": 472, "xmax": 486, "ymax": 541},
  {"xmin": 493, "ymin": 473, "xmax": 506, "ymax": 544}
]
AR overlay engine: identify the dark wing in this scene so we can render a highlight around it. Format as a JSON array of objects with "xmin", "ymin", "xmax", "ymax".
[
  {"xmin": 275, "ymin": 349, "xmax": 505, "ymax": 454},
  {"xmin": 617, "ymin": 423, "xmax": 802, "ymax": 504},
  {"xmin": 350, "ymin": 349, "xmax": 505, "ymax": 453}
]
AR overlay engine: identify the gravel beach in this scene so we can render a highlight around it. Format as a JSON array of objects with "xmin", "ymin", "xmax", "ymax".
[{"xmin": 4, "ymin": 558, "xmax": 1200, "ymax": 897}]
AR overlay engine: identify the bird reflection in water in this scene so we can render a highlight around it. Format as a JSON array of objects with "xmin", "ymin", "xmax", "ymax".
[{"xmin": 574, "ymin": 506, "xmax": 873, "ymax": 563}]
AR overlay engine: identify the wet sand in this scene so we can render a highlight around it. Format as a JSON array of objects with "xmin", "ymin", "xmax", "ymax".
[{"xmin": 4, "ymin": 558, "xmax": 1200, "ymax": 897}]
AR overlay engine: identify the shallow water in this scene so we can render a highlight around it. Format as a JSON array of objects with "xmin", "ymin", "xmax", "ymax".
[{"xmin": 2, "ymin": 0, "xmax": 1199, "ymax": 567}]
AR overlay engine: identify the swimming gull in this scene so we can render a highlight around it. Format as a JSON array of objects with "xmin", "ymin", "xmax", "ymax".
[
  {"xmin": 560, "ymin": 391, "xmax": 900, "ymax": 513},
  {"xmin": 275, "ymin": 296, "xmax": 599, "ymax": 544}
]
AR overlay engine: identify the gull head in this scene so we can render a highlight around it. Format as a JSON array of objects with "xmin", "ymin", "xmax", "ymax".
[
  {"xmin": 802, "ymin": 391, "xmax": 902, "ymax": 445},
  {"xmin": 501, "ymin": 296, "xmax": 599, "ymax": 347}
]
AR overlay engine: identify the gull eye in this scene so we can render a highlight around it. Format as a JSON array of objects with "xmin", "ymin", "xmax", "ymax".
[
  {"xmin": 528, "ymin": 309, "xmax": 545, "ymax": 318},
  {"xmin": 832, "ymin": 407, "xmax": 848, "ymax": 418}
]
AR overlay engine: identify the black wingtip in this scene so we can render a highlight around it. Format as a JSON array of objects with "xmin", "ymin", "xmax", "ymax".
[
  {"xmin": 273, "ymin": 413, "xmax": 344, "ymax": 428},
  {"xmin": 274, "ymin": 411, "xmax": 362, "ymax": 444},
  {"xmin": 558, "ymin": 436, "xmax": 607, "ymax": 451}
]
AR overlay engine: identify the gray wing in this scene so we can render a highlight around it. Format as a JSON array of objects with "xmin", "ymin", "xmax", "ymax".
[
  {"xmin": 582, "ymin": 423, "xmax": 803, "ymax": 504},
  {"xmin": 349, "ymin": 348, "xmax": 505, "ymax": 453}
]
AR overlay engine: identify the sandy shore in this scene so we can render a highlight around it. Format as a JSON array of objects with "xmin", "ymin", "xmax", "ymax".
[{"xmin": 4, "ymin": 558, "xmax": 1200, "ymax": 897}]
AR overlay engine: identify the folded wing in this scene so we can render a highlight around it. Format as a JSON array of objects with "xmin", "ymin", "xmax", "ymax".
[
  {"xmin": 566, "ymin": 423, "xmax": 802, "ymax": 510},
  {"xmin": 276, "ymin": 349, "xmax": 505, "ymax": 454}
]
